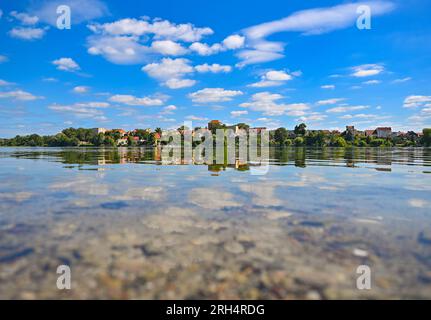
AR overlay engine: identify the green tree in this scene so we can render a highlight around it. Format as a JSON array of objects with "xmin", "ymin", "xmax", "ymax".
[
  {"xmin": 294, "ymin": 137, "xmax": 304, "ymax": 146},
  {"xmin": 332, "ymin": 136, "xmax": 347, "ymax": 147},
  {"xmin": 104, "ymin": 137, "xmax": 116, "ymax": 147},
  {"xmin": 294, "ymin": 123, "xmax": 307, "ymax": 136},
  {"xmin": 423, "ymin": 128, "xmax": 431, "ymax": 146},
  {"xmin": 127, "ymin": 136, "xmax": 137, "ymax": 146},
  {"xmin": 274, "ymin": 127, "xmax": 288, "ymax": 144}
]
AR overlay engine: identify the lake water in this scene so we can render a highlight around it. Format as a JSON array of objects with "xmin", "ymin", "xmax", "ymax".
[{"xmin": 0, "ymin": 147, "xmax": 430, "ymax": 299}]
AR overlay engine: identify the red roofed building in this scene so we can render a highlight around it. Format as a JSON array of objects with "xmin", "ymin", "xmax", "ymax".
[
  {"xmin": 365, "ymin": 130, "xmax": 375, "ymax": 137},
  {"xmin": 375, "ymin": 127, "xmax": 392, "ymax": 138}
]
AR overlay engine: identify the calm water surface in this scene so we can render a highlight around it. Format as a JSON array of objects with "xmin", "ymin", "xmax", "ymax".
[{"xmin": 0, "ymin": 147, "xmax": 430, "ymax": 299}]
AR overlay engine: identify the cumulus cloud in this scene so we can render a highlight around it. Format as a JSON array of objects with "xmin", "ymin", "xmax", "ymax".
[
  {"xmin": 0, "ymin": 90, "xmax": 42, "ymax": 101},
  {"xmin": 188, "ymin": 88, "xmax": 243, "ymax": 103},
  {"xmin": 223, "ymin": 35, "xmax": 245, "ymax": 49},
  {"xmin": 31, "ymin": 0, "xmax": 109, "ymax": 25},
  {"xmin": 297, "ymin": 113, "xmax": 327, "ymax": 122},
  {"xmin": 73, "ymin": 86, "xmax": 90, "ymax": 94},
  {"xmin": 9, "ymin": 27, "xmax": 47, "ymax": 40},
  {"xmin": 351, "ymin": 63, "xmax": 384, "ymax": 77},
  {"xmin": 160, "ymin": 105, "xmax": 177, "ymax": 114},
  {"xmin": 339, "ymin": 113, "xmax": 388, "ymax": 120},
  {"xmin": 403, "ymin": 95, "xmax": 431, "ymax": 108},
  {"xmin": 194, "ymin": 63, "xmax": 231, "ymax": 73},
  {"xmin": 52, "ymin": 58, "xmax": 81, "ymax": 72},
  {"xmin": 317, "ymin": 98, "xmax": 345, "ymax": 105},
  {"xmin": 87, "ymin": 35, "xmax": 155, "ymax": 64},
  {"xmin": 326, "ymin": 105, "xmax": 369, "ymax": 113},
  {"xmin": 89, "ymin": 17, "xmax": 213, "ymax": 42},
  {"xmin": 189, "ymin": 34, "xmax": 245, "ymax": 56},
  {"xmin": 165, "ymin": 78, "xmax": 196, "ymax": 89},
  {"xmin": 151, "ymin": 40, "xmax": 188, "ymax": 56},
  {"xmin": 142, "ymin": 58, "xmax": 195, "ymax": 89},
  {"xmin": 109, "ymin": 94, "xmax": 165, "ymax": 106},
  {"xmin": 87, "ymin": 16, "xmax": 213, "ymax": 64},
  {"xmin": 240, "ymin": 92, "xmax": 309, "ymax": 116},
  {"xmin": 321, "ymin": 84, "xmax": 335, "ymax": 90},
  {"xmin": 10, "ymin": 11, "xmax": 39, "ymax": 25},
  {"xmin": 231, "ymin": 110, "xmax": 248, "ymax": 117},
  {"xmin": 49, "ymin": 101, "xmax": 109, "ymax": 120},
  {"xmin": 189, "ymin": 42, "xmax": 223, "ymax": 56},
  {"xmin": 249, "ymin": 70, "xmax": 294, "ymax": 87},
  {"xmin": 185, "ymin": 115, "xmax": 208, "ymax": 121}
]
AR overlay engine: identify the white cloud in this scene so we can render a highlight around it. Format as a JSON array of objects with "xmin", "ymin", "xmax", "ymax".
[
  {"xmin": 52, "ymin": 58, "xmax": 81, "ymax": 72},
  {"xmin": 48, "ymin": 101, "xmax": 109, "ymax": 120},
  {"xmin": 9, "ymin": 27, "xmax": 46, "ymax": 40},
  {"xmin": 189, "ymin": 42, "xmax": 223, "ymax": 56},
  {"xmin": 321, "ymin": 84, "xmax": 335, "ymax": 90},
  {"xmin": 239, "ymin": 2, "xmax": 394, "ymax": 66},
  {"xmin": 142, "ymin": 58, "xmax": 195, "ymax": 89},
  {"xmin": 297, "ymin": 113, "xmax": 327, "ymax": 122},
  {"xmin": 195, "ymin": 63, "xmax": 231, "ymax": 73},
  {"xmin": 165, "ymin": 78, "xmax": 196, "ymax": 89},
  {"xmin": 189, "ymin": 34, "xmax": 245, "ymax": 56},
  {"xmin": 351, "ymin": 64, "xmax": 384, "ymax": 77},
  {"xmin": 89, "ymin": 17, "xmax": 213, "ymax": 42},
  {"xmin": 189, "ymin": 88, "xmax": 243, "ymax": 103},
  {"xmin": 408, "ymin": 199, "xmax": 429, "ymax": 208},
  {"xmin": 87, "ymin": 17, "xmax": 213, "ymax": 64},
  {"xmin": 73, "ymin": 86, "xmax": 90, "ymax": 94},
  {"xmin": 160, "ymin": 105, "xmax": 177, "ymax": 114},
  {"xmin": 87, "ymin": 35, "xmax": 154, "ymax": 65},
  {"xmin": 240, "ymin": 92, "xmax": 309, "ymax": 116},
  {"xmin": 326, "ymin": 105, "xmax": 369, "ymax": 113},
  {"xmin": 317, "ymin": 98, "xmax": 345, "ymax": 105},
  {"xmin": 42, "ymin": 77, "xmax": 58, "ymax": 82},
  {"xmin": 0, "ymin": 55, "xmax": 8, "ymax": 63},
  {"xmin": 243, "ymin": 2, "xmax": 394, "ymax": 39},
  {"xmin": 109, "ymin": 94, "xmax": 164, "ymax": 106},
  {"xmin": 32, "ymin": 0, "xmax": 108, "ymax": 25},
  {"xmin": 363, "ymin": 80, "xmax": 381, "ymax": 85},
  {"xmin": 0, "ymin": 90, "xmax": 42, "ymax": 101},
  {"xmin": 151, "ymin": 40, "xmax": 188, "ymax": 56},
  {"xmin": 0, "ymin": 79, "xmax": 15, "ymax": 86},
  {"xmin": 231, "ymin": 110, "xmax": 248, "ymax": 117},
  {"xmin": 403, "ymin": 95, "xmax": 431, "ymax": 108},
  {"xmin": 236, "ymin": 49, "xmax": 284, "ymax": 67},
  {"xmin": 392, "ymin": 77, "xmax": 411, "ymax": 84},
  {"xmin": 222, "ymin": 34, "xmax": 245, "ymax": 49},
  {"xmin": 339, "ymin": 113, "xmax": 389, "ymax": 120},
  {"xmin": 249, "ymin": 70, "xmax": 293, "ymax": 87},
  {"xmin": 185, "ymin": 115, "xmax": 208, "ymax": 121},
  {"xmin": 10, "ymin": 11, "xmax": 39, "ymax": 25}
]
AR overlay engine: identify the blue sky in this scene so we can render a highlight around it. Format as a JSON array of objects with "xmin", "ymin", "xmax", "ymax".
[{"xmin": 0, "ymin": 0, "xmax": 430, "ymax": 137}]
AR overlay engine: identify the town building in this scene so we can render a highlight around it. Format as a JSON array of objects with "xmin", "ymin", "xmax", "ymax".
[
  {"xmin": 365, "ymin": 130, "xmax": 375, "ymax": 137},
  {"xmin": 92, "ymin": 128, "xmax": 108, "ymax": 134},
  {"xmin": 250, "ymin": 127, "xmax": 267, "ymax": 133},
  {"xmin": 375, "ymin": 127, "xmax": 392, "ymax": 138},
  {"xmin": 112, "ymin": 129, "xmax": 126, "ymax": 136}
]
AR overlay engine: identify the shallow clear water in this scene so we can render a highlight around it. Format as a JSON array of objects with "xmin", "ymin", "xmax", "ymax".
[{"xmin": 0, "ymin": 147, "xmax": 430, "ymax": 299}]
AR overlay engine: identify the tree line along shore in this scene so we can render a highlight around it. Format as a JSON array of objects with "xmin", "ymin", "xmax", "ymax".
[{"xmin": 1, "ymin": 124, "xmax": 430, "ymax": 148}]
